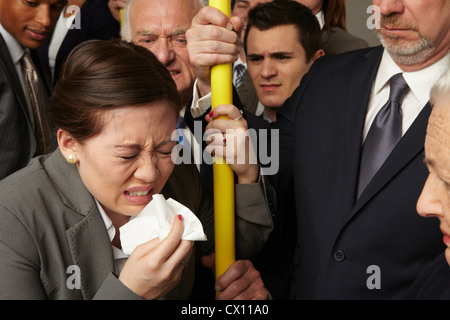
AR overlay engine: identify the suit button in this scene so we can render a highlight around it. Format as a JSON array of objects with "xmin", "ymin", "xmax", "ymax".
[{"xmin": 334, "ymin": 250, "xmax": 345, "ymax": 262}]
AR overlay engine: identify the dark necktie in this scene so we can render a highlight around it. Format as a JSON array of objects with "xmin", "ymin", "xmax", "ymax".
[
  {"xmin": 234, "ymin": 64, "xmax": 245, "ymax": 88},
  {"xmin": 21, "ymin": 51, "xmax": 50, "ymax": 156},
  {"xmin": 176, "ymin": 115, "xmax": 191, "ymax": 154},
  {"xmin": 357, "ymin": 73, "xmax": 409, "ymax": 199},
  {"xmin": 177, "ymin": 115, "xmax": 186, "ymax": 129}
]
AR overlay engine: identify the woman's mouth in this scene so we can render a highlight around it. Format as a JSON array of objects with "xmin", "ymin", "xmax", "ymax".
[
  {"xmin": 125, "ymin": 190, "xmax": 151, "ymax": 197},
  {"xmin": 124, "ymin": 188, "xmax": 154, "ymax": 204}
]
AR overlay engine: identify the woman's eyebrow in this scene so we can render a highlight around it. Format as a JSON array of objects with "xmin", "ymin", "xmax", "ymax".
[{"xmin": 113, "ymin": 144, "xmax": 141, "ymax": 149}]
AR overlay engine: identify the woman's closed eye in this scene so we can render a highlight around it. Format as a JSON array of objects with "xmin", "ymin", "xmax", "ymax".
[{"xmin": 121, "ymin": 154, "xmax": 138, "ymax": 160}]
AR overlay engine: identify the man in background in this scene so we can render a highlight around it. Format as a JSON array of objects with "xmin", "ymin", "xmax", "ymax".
[
  {"xmin": 242, "ymin": 1, "xmax": 323, "ymax": 123},
  {"xmin": 0, "ymin": 0, "xmax": 65, "ymax": 180}
]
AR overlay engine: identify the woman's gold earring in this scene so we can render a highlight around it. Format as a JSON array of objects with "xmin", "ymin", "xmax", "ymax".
[{"xmin": 67, "ymin": 154, "xmax": 77, "ymax": 164}]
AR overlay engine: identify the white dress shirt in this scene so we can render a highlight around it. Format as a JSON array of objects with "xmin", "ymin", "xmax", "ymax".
[
  {"xmin": 181, "ymin": 83, "xmax": 212, "ymax": 172},
  {"xmin": 315, "ymin": 10, "xmax": 325, "ymax": 30},
  {"xmin": 363, "ymin": 50, "xmax": 450, "ymax": 142},
  {"xmin": 48, "ymin": 9, "xmax": 77, "ymax": 82},
  {"xmin": 96, "ymin": 200, "xmax": 129, "ymax": 274}
]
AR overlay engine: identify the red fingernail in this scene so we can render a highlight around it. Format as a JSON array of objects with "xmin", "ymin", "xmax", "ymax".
[
  {"xmin": 209, "ymin": 110, "xmax": 214, "ymax": 118},
  {"xmin": 177, "ymin": 214, "xmax": 183, "ymax": 221}
]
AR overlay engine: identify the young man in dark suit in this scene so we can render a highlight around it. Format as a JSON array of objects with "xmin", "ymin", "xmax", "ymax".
[{"xmin": 0, "ymin": 0, "xmax": 65, "ymax": 180}]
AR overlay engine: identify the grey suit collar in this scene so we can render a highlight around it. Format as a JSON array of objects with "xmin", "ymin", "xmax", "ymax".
[{"xmin": 45, "ymin": 149, "xmax": 115, "ymax": 299}]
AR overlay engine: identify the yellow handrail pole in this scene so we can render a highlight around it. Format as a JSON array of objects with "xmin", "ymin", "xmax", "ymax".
[{"xmin": 209, "ymin": 0, "xmax": 236, "ymax": 282}]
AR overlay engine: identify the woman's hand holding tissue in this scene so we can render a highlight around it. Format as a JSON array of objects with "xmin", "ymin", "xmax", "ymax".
[{"xmin": 118, "ymin": 215, "xmax": 193, "ymax": 300}]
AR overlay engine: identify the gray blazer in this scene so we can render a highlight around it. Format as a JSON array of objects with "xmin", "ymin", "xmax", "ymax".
[
  {"xmin": 320, "ymin": 27, "xmax": 370, "ymax": 56},
  {"xmin": 0, "ymin": 149, "xmax": 274, "ymax": 299},
  {"xmin": 237, "ymin": 70, "xmax": 260, "ymax": 116}
]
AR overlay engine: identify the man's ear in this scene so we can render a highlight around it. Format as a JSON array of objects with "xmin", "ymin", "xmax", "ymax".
[
  {"xmin": 57, "ymin": 129, "xmax": 79, "ymax": 164},
  {"xmin": 314, "ymin": 49, "xmax": 325, "ymax": 61}
]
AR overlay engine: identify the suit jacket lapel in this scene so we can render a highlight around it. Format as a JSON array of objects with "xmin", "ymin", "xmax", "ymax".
[
  {"xmin": 342, "ymin": 46, "xmax": 384, "ymax": 215},
  {"xmin": 45, "ymin": 150, "xmax": 115, "ymax": 299},
  {"xmin": 65, "ymin": 210, "xmax": 115, "ymax": 299},
  {"xmin": 0, "ymin": 34, "xmax": 33, "ymax": 127}
]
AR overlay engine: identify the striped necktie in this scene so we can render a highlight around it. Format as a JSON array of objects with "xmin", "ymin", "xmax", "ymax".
[
  {"xmin": 234, "ymin": 64, "xmax": 246, "ymax": 88},
  {"xmin": 21, "ymin": 51, "xmax": 50, "ymax": 156}
]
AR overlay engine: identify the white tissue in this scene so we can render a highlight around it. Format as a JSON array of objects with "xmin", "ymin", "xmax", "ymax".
[{"xmin": 119, "ymin": 194, "xmax": 207, "ymax": 255}]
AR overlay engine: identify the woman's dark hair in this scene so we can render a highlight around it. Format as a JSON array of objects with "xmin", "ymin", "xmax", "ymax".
[
  {"xmin": 49, "ymin": 39, "xmax": 181, "ymax": 143},
  {"xmin": 244, "ymin": 0, "xmax": 321, "ymax": 62},
  {"xmin": 323, "ymin": 0, "xmax": 347, "ymax": 32},
  {"xmin": 234, "ymin": 0, "xmax": 347, "ymax": 32}
]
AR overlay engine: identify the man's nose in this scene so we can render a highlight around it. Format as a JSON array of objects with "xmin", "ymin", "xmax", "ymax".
[
  {"xmin": 373, "ymin": 0, "xmax": 405, "ymax": 17},
  {"xmin": 152, "ymin": 38, "xmax": 175, "ymax": 66},
  {"xmin": 260, "ymin": 59, "xmax": 277, "ymax": 78},
  {"xmin": 417, "ymin": 174, "xmax": 444, "ymax": 219},
  {"xmin": 35, "ymin": 4, "xmax": 51, "ymax": 28}
]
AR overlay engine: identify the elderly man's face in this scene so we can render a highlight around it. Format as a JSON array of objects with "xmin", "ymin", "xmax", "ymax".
[
  {"xmin": 372, "ymin": 0, "xmax": 450, "ymax": 68},
  {"xmin": 129, "ymin": 0, "xmax": 200, "ymax": 105},
  {"xmin": 417, "ymin": 100, "xmax": 450, "ymax": 265}
]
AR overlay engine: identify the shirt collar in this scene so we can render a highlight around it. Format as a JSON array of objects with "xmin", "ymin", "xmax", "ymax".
[
  {"xmin": 234, "ymin": 56, "xmax": 246, "ymax": 68},
  {"xmin": 95, "ymin": 199, "xmax": 116, "ymax": 243},
  {"xmin": 315, "ymin": 10, "xmax": 325, "ymax": 30},
  {"xmin": 0, "ymin": 23, "xmax": 25, "ymax": 65},
  {"xmin": 95, "ymin": 200, "xmax": 130, "ymax": 264},
  {"xmin": 375, "ymin": 49, "xmax": 450, "ymax": 106}
]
